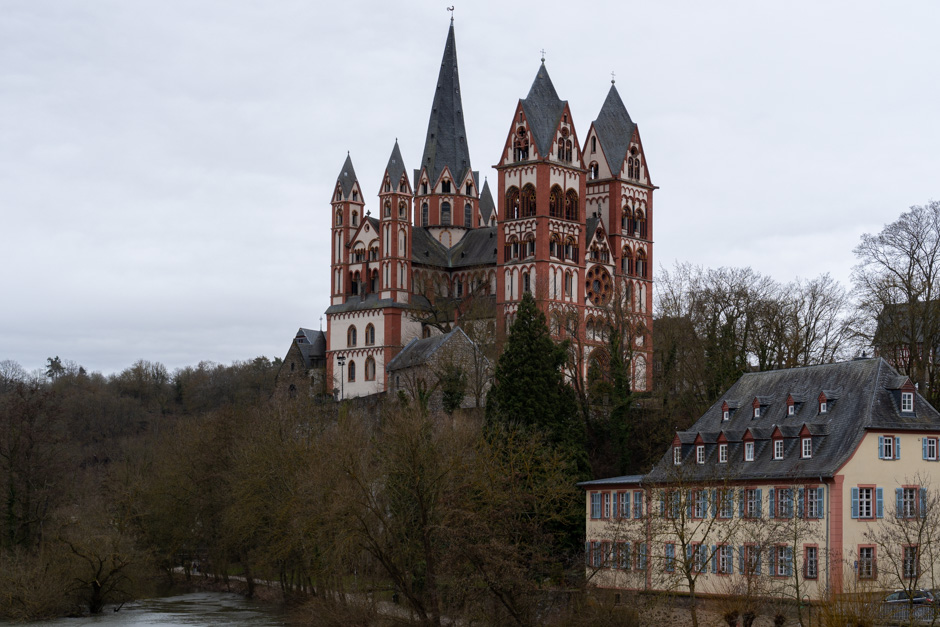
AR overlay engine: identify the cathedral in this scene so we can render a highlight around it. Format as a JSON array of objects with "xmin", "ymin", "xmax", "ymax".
[{"xmin": 325, "ymin": 20, "xmax": 655, "ymax": 399}]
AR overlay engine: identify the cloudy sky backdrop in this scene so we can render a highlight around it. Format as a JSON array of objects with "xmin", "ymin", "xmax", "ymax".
[{"xmin": 2, "ymin": 1, "xmax": 938, "ymax": 375}]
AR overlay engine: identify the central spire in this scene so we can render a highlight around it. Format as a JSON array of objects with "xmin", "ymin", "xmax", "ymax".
[{"xmin": 417, "ymin": 21, "xmax": 473, "ymax": 187}]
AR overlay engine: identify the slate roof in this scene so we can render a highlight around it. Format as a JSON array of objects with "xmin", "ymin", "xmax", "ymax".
[
  {"xmin": 578, "ymin": 474, "xmax": 644, "ymax": 487},
  {"xmin": 296, "ymin": 328, "xmax": 326, "ymax": 368},
  {"xmin": 411, "ymin": 226, "xmax": 498, "ymax": 269},
  {"xmin": 325, "ymin": 293, "xmax": 414, "ymax": 315},
  {"xmin": 592, "ymin": 84, "xmax": 636, "ymax": 174},
  {"xmin": 387, "ymin": 327, "xmax": 473, "ymax": 371},
  {"xmin": 520, "ymin": 62, "xmax": 566, "ymax": 159},
  {"xmin": 479, "ymin": 179, "xmax": 495, "ymax": 224},
  {"xmin": 416, "ymin": 22, "xmax": 473, "ymax": 187},
  {"xmin": 336, "ymin": 153, "xmax": 358, "ymax": 199},
  {"xmin": 385, "ymin": 141, "xmax": 407, "ymax": 188},
  {"xmin": 645, "ymin": 358, "xmax": 940, "ymax": 483}
]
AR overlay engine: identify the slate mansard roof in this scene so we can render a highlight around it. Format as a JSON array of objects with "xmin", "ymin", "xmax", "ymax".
[{"xmin": 645, "ymin": 358, "xmax": 940, "ymax": 483}]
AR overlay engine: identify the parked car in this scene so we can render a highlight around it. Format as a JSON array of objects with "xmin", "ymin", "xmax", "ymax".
[{"xmin": 885, "ymin": 589, "xmax": 935, "ymax": 605}]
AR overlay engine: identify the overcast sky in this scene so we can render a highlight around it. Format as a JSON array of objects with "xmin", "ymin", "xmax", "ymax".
[{"xmin": 2, "ymin": 1, "xmax": 938, "ymax": 375}]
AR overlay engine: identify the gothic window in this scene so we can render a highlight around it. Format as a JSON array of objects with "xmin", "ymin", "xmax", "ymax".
[
  {"xmin": 365, "ymin": 324, "xmax": 375, "ymax": 345},
  {"xmin": 586, "ymin": 265, "xmax": 613, "ymax": 306},
  {"xmin": 589, "ymin": 162, "xmax": 599, "ymax": 180},
  {"xmin": 384, "ymin": 180, "xmax": 390, "ymax": 192},
  {"xmin": 384, "ymin": 201, "xmax": 391, "ymax": 218},
  {"xmin": 622, "ymin": 247, "xmax": 634, "ymax": 275},
  {"xmin": 370, "ymin": 269, "xmax": 378, "ymax": 292},
  {"xmin": 636, "ymin": 250, "xmax": 648, "ymax": 278},
  {"xmin": 442, "ymin": 180, "xmax": 451, "ymax": 193},
  {"xmin": 421, "ymin": 203, "xmax": 429, "ymax": 226},
  {"xmin": 336, "ymin": 188, "xmax": 342, "ymax": 201},
  {"xmin": 521, "ymin": 184, "xmax": 536, "ymax": 217},
  {"xmin": 400, "ymin": 180, "xmax": 407, "ymax": 192},
  {"xmin": 336, "ymin": 210, "xmax": 343, "ymax": 226},
  {"xmin": 464, "ymin": 203, "xmax": 472, "ymax": 227},
  {"xmin": 352, "ymin": 191, "xmax": 358, "ymax": 201},
  {"xmin": 466, "ymin": 182, "xmax": 472, "ymax": 195},
  {"xmin": 506, "ymin": 187, "xmax": 520, "ymax": 219},
  {"xmin": 565, "ymin": 140, "xmax": 573, "ymax": 162},
  {"xmin": 348, "ymin": 360, "xmax": 356, "ymax": 381},
  {"xmin": 564, "ymin": 236, "xmax": 577, "ymax": 261},
  {"xmin": 550, "ymin": 234, "xmax": 560, "ymax": 258},
  {"xmin": 505, "ymin": 236, "xmax": 519, "ymax": 260},
  {"xmin": 441, "ymin": 201, "xmax": 451, "ymax": 225},
  {"xmin": 422, "ymin": 326, "xmax": 432, "ymax": 338},
  {"xmin": 523, "ymin": 272, "xmax": 531, "ymax": 294},
  {"xmin": 350, "ymin": 271, "xmax": 361, "ymax": 295},
  {"xmin": 399, "ymin": 201, "xmax": 407, "ymax": 218},
  {"xmin": 590, "ymin": 245, "xmax": 599, "ymax": 261},
  {"xmin": 369, "ymin": 246, "xmax": 378, "ymax": 261},
  {"xmin": 549, "ymin": 185, "xmax": 563, "ymax": 218},
  {"xmin": 557, "ymin": 140, "xmax": 564, "ymax": 160},
  {"xmin": 514, "ymin": 127, "xmax": 529, "ymax": 161},
  {"xmin": 564, "ymin": 271, "xmax": 573, "ymax": 298},
  {"xmin": 524, "ymin": 233, "xmax": 535, "ymax": 258},
  {"xmin": 636, "ymin": 209, "xmax": 647, "ymax": 238},
  {"xmin": 365, "ymin": 357, "xmax": 376, "ymax": 381},
  {"xmin": 352, "ymin": 211, "xmax": 359, "ymax": 226},
  {"xmin": 347, "ymin": 325, "xmax": 357, "ymax": 347},
  {"xmin": 422, "ymin": 182, "xmax": 428, "ymax": 194},
  {"xmin": 565, "ymin": 190, "xmax": 579, "ymax": 221},
  {"xmin": 623, "ymin": 206, "xmax": 635, "ymax": 235}
]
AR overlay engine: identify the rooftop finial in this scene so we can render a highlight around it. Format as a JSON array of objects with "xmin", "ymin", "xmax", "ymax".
[
  {"xmin": 540, "ymin": 48, "xmax": 546, "ymax": 63},
  {"xmin": 447, "ymin": 5, "xmax": 454, "ymax": 22},
  {"xmin": 611, "ymin": 70, "xmax": 616, "ymax": 84}
]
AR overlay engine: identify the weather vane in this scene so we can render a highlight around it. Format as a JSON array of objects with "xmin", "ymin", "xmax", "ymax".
[
  {"xmin": 447, "ymin": 6, "xmax": 454, "ymax": 21},
  {"xmin": 611, "ymin": 70, "xmax": 616, "ymax": 84},
  {"xmin": 540, "ymin": 48, "xmax": 546, "ymax": 63}
]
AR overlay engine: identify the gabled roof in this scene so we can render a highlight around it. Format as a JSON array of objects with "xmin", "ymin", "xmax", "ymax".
[
  {"xmin": 336, "ymin": 153, "xmax": 358, "ymax": 199},
  {"xmin": 592, "ymin": 84, "xmax": 636, "ymax": 174},
  {"xmin": 385, "ymin": 140, "xmax": 407, "ymax": 188},
  {"xmin": 417, "ymin": 22, "xmax": 473, "ymax": 187},
  {"xmin": 479, "ymin": 179, "xmax": 495, "ymax": 224},
  {"xmin": 520, "ymin": 62, "xmax": 566, "ymax": 159},
  {"xmin": 646, "ymin": 358, "xmax": 940, "ymax": 483},
  {"xmin": 295, "ymin": 328, "xmax": 326, "ymax": 368},
  {"xmin": 387, "ymin": 327, "xmax": 474, "ymax": 372}
]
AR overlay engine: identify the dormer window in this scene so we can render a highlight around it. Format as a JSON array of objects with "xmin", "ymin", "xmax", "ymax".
[
  {"xmin": 802, "ymin": 437, "xmax": 812, "ymax": 459},
  {"xmin": 696, "ymin": 445, "xmax": 705, "ymax": 464},
  {"xmin": 719, "ymin": 444, "xmax": 728, "ymax": 463},
  {"xmin": 753, "ymin": 407, "xmax": 760, "ymax": 419},
  {"xmin": 773, "ymin": 440, "xmax": 784, "ymax": 460},
  {"xmin": 788, "ymin": 404, "xmax": 795, "ymax": 416},
  {"xmin": 466, "ymin": 183, "xmax": 472, "ymax": 196},
  {"xmin": 441, "ymin": 180, "xmax": 451, "ymax": 194},
  {"xmin": 674, "ymin": 446, "xmax": 682, "ymax": 465},
  {"xmin": 422, "ymin": 182, "xmax": 428, "ymax": 195},
  {"xmin": 902, "ymin": 392, "xmax": 914, "ymax": 413},
  {"xmin": 744, "ymin": 441, "xmax": 755, "ymax": 461},
  {"xmin": 819, "ymin": 402, "xmax": 827, "ymax": 414},
  {"xmin": 723, "ymin": 410, "xmax": 730, "ymax": 421}
]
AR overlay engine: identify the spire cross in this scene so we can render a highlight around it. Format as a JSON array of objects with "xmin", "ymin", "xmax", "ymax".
[
  {"xmin": 319, "ymin": 316, "xmax": 323, "ymax": 331},
  {"xmin": 611, "ymin": 70, "xmax": 616, "ymax": 84},
  {"xmin": 447, "ymin": 5, "xmax": 454, "ymax": 21},
  {"xmin": 540, "ymin": 48, "xmax": 546, "ymax": 63}
]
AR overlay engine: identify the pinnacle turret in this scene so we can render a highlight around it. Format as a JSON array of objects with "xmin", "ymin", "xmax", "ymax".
[
  {"xmin": 335, "ymin": 153, "xmax": 359, "ymax": 200},
  {"xmin": 520, "ymin": 63, "xmax": 566, "ymax": 158},
  {"xmin": 592, "ymin": 84, "xmax": 636, "ymax": 173}
]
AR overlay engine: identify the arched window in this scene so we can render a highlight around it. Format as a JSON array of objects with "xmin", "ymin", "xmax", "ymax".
[
  {"xmin": 336, "ymin": 210, "xmax": 343, "ymax": 226},
  {"xmin": 557, "ymin": 140, "xmax": 564, "ymax": 160},
  {"xmin": 549, "ymin": 186, "xmax": 563, "ymax": 218},
  {"xmin": 623, "ymin": 206, "xmax": 636, "ymax": 235},
  {"xmin": 564, "ymin": 236, "xmax": 577, "ymax": 261},
  {"xmin": 551, "ymin": 313, "xmax": 563, "ymax": 336},
  {"xmin": 504, "ymin": 236, "xmax": 520, "ymax": 261},
  {"xmin": 523, "ymin": 271, "xmax": 531, "ymax": 293},
  {"xmin": 335, "ymin": 188, "xmax": 342, "ymax": 201},
  {"xmin": 422, "ymin": 182, "xmax": 428, "ymax": 195},
  {"xmin": 365, "ymin": 324, "xmax": 375, "ymax": 345},
  {"xmin": 464, "ymin": 203, "xmax": 472, "ymax": 227},
  {"xmin": 514, "ymin": 127, "xmax": 529, "ymax": 161},
  {"xmin": 365, "ymin": 357, "xmax": 376, "ymax": 381},
  {"xmin": 521, "ymin": 184, "xmax": 536, "ymax": 217},
  {"xmin": 589, "ymin": 163, "xmax": 599, "ymax": 180},
  {"xmin": 564, "ymin": 270, "xmax": 573, "ymax": 298},
  {"xmin": 370, "ymin": 268, "xmax": 378, "ymax": 292},
  {"xmin": 352, "ymin": 210, "xmax": 359, "ymax": 226},
  {"xmin": 524, "ymin": 233, "xmax": 535, "ymax": 258},
  {"xmin": 506, "ymin": 187, "xmax": 520, "ymax": 220},
  {"xmin": 421, "ymin": 203, "xmax": 429, "ymax": 226},
  {"xmin": 399, "ymin": 229, "xmax": 407, "ymax": 253},
  {"xmin": 622, "ymin": 247, "xmax": 634, "ymax": 275},
  {"xmin": 347, "ymin": 325, "xmax": 357, "ymax": 347},
  {"xmin": 565, "ymin": 140, "xmax": 573, "ymax": 162},
  {"xmin": 384, "ymin": 180, "xmax": 390, "ymax": 192},
  {"xmin": 636, "ymin": 209, "xmax": 647, "ymax": 238},
  {"xmin": 369, "ymin": 246, "xmax": 378, "ymax": 261},
  {"xmin": 636, "ymin": 249, "xmax": 648, "ymax": 278},
  {"xmin": 591, "ymin": 136, "xmax": 597, "ymax": 153},
  {"xmin": 399, "ymin": 180, "xmax": 407, "ymax": 192},
  {"xmin": 565, "ymin": 190, "xmax": 579, "ymax": 221},
  {"xmin": 350, "ymin": 271, "xmax": 361, "ymax": 295},
  {"xmin": 590, "ymin": 244, "xmax": 599, "ymax": 261},
  {"xmin": 422, "ymin": 326, "xmax": 432, "ymax": 338},
  {"xmin": 384, "ymin": 201, "xmax": 391, "ymax": 218},
  {"xmin": 348, "ymin": 360, "xmax": 356, "ymax": 381},
  {"xmin": 441, "ymin": 201, "xmax": 451, "ymax": 225},
  {"xmin": 586, "ymin": 318, "xmax": 596, "ymax": 341},
  {"xmin": 352, "ymin": 191, "xmax": 358, "ymax": 201},
  {"xmin": 399, "ymin": 201, "xmax": 407, "ymax": 218},
  {"xmin": 441, "ymin": 180, "xmax": 451, "ymax": 193},
  {"xmin": 549, "ymin": 234, "xmax": 560, "ymax": 258}
]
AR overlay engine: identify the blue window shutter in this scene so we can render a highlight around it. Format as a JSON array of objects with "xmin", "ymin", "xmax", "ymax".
[
  {"xmin": 896, "ymin": 436, "xmax": 901, "ymax": 459},
  {"xmin": 896, "ymin": 488, "xmax": 903, "ymax": 518},
  {"xmin": 756, "ymin": 549, "xmax": 762, "ymax": 575},
  {"xmin": 612, "ymin": 492, "xmax": 618, "ymax": 517},
  {"xmin": 785, "ymin": 547, "xmax": 793, "ymax": 577},
  {"xmin": 757, "ymin": 489, "xmax": 763, "ymax": 517},
  {"xmin": 817, "ymin": 487, "xmax": 825, "ymax": 519},
  {"xmin": 728, "ymin": 547, "xmax": 734, "ymax": 574},
  {"xmin": 585, "ymin": 541, "xmax": 591, "ymax": 566},
  {"xmin": 686, "ymin": 492, "xmax": 692, "ymax": 519},
  {"xmin": 739, "ymin": 489, "xmax": 745, "ymax": 518},
  {"xmin": 686, "ymin": 544, "xmax": 692, "ymax": 563},
  {"xmin": 851, "ymin": 488, "xmax": 859, "ymax": 519},
  {"xmin": 877, "ymin": 487, "xmax": 884, "ymax": 518},
  {"xmin": 798, "ymin": 488, "xmax": 805, "ymax": 518},
  {"xmin": 878, "ymin": 435, "xmax": 884, "ymax": 459},
  {"xmin": 640, "ymin": 543, "xmax": 647, "ymax": 569},
  {"xmin": 711, "ymin": 489, "xmax": 718, "ymax": 517},
  {"xmin": 625, "ymin": 542, "xmax": 631, "ymax": 570},
  {"xmin": 789, "ymin": 489, "xmax": 796, "ymax": 518},
  {"xmin": 769, "ymin": 488, "xmax": 775, "ymax": 518},
  {"xmin": 921, "ymin": 488, "xmax": 927, "ymax": 518},
  {"xmin": 623, "ymin": 492, "xmax": 630, "ymax": 518},
  {"xmin": 739, "ymin": 546, "xmax": 745, "ymax": 573},
  {"xmin": 659, "ymin": 493, "xmax": 665, "ymax": 517},
  {"xmin": 769, "ymin": 547, "xmax": 776, "ymax": 576},
  {"xmin": 924, "ymin": 438, "xmax": 930, "ymax": 460},
  {"xmin": 711, "ymin": 545, "xmax": 718, "ymax": 573}
]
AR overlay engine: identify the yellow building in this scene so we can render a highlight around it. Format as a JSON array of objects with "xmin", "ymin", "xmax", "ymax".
[{"xmin": 581, "ymin": 358, "xmax": 940, "ymax": 600}]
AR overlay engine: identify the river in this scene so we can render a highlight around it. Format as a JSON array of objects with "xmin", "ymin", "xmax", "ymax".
[{"xmin": 11, "ymin": 592, "xmax": 287, "ymax": 626}]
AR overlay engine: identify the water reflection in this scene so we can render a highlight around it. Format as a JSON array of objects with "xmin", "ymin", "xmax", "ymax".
[{"xmin": 17, "ymin": 592, "xmax": 286, "ymax": 626}]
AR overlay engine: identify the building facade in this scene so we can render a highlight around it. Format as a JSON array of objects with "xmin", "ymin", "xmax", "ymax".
[
  {"xmin": 582, "ymin": 358, "xmax": 940, "ymax": 600},
  {"xmin": 325, "ymin": 21, "xmax": 655, "ymax": 398}
]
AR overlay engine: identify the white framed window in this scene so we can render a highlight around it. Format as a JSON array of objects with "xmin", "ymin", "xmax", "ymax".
[
  {"xmin": 774, "ymin": 439, "xmax": 784, "ymax": 460},
  {"xmin": 754, "ymin": 406, "xmax": 761, "ymax": 418},
  {"xmin": 693, "ymin": 490, "xmax": 707, "ymax": 519},
  {"xmin": 745, "ymin": 441, "xmax": 755, "ymax": 461},
  {"xmin": 776, "ymin": 546, "xmax": 789, "ymax": 577},
  {"xmin": 719, "ymin": 443, "xmax": 728, "ymax": 463},
  {"xmin": 858, "ymin": 546, "xmax": 874, "ymax": 579},
  {"xmin": 901, "ymin": 487, "xmax": 919, "ymax": 518},
  {"xmin": 858, "ymin": 487, "xmax": 873, "ymax": 519},
  {"xmin": 788, "ymin": 404, "xmax": 795, "ymax": 416},
  {"xmin": 696, "ymin": 445, "xmax": 705, "ymax": 464},
  {"xmin": 819, "ymin": 401, "xmax": 827, "ymax": 414},
  {"xmin": 746, "ymin": 489, "xmax": 761, "ymax": 518},
  {"xmin": 806, "ymin": 487, "xmax": 821, "ymax": 519},
  {"xmin": 925, "ymin": 437, "xmax": 938, "ymax": 460},
  {"xmin": 719, "ymin": 489, "xmax": 734, "ymax": 518},
  {"xmin": 904, "ymin": 545, "xmax": 919, "ymax": 579},
  {"xmin": 805, "ymin": 546, "xmax": 818, "ymax": 579},
  {"xmin": 902, "ymin": 392, "xmax": 914, "ymax": 413},
  {"xmin": 603, "ymin": 492, "xmax": 611, "ymax": 518},
  {"xmin": 591, "ymin": 493, "xmax": 601, "ymax": 518},
  {"xmin": 722, "ymin": 410, "xmax": 730, "ymax": 421},
  {"xmin": 802, "ymin": 437, "xmax": 812, "ymax": 458},
  {"xmin": 880, "ymin": 435, "xmax": 897, "ymax": 460},
  {"xmin": 673, "ymin": 446, "xmax": 682, "ymax": 465},
  {"xmin": 719, "ymin": 545, "xmax": 733, "ymax": 574}
]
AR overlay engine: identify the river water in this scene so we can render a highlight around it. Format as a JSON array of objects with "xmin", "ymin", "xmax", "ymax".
[{"xmin": 13, "ymin": 592, "xmax": 287, "ymax": 626}]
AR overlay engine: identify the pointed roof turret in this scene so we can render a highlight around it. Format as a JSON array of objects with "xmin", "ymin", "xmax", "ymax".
[
  {"xmin": 520, "ymin": 62, "xmax": 566, "ymax": 158},
  {"xmin": 385, "ymin": 140, "xmax": 407, "ymax": 187},
  {"xmin": 479, "ymin": 178, "xmax": 495, "ymax": 224},
  {"xmin": 417, "ymin": 22, "xmax": 473, "ymax": 186},
  {"xmin": 593, "ymin": 84, "xmax": 636, "ymax": 173},
  {"xmin": 336, "ymin": 153, "xmax": 359, "ymax": 199}
]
